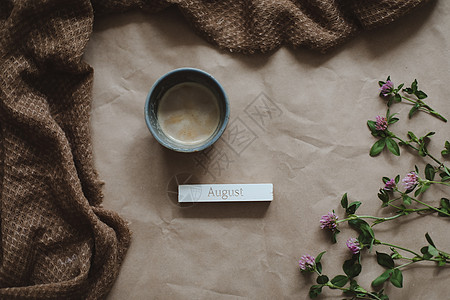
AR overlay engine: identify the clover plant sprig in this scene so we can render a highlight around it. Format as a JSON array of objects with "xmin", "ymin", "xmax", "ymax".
[
  {"xmin": 299, "ymin": 77, "xmax": 450, "ymax": 299},
  {"xmin": 379, "ymin": 77, "xmax": 447, "ymax": 122},
  {"xmin": 300, "ymin": 251, "xmax": 389, "ymax": 300}
]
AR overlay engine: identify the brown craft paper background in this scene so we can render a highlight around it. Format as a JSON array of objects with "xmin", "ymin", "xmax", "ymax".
[
  {"xmin": 83, "ymin": 1, "xmax": 450, "ymax": 299},
  {"xmin": 1, "ymin": 0, "xmax": 448, "ymax": 299}
]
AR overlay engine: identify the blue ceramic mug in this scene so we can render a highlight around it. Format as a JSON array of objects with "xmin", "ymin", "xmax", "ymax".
[{"xmin": 145, "ymin": 68, "xmax": 230, "ymax": 152}]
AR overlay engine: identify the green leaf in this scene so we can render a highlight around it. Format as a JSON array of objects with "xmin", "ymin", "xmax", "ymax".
[
  {"xmin": 415, "ymin": 183, "xmax": 430, "ymax": 196},
  {"xmin": 372, "ymin": 269, "xmax": 393, "ymax": 287},
  {"xmin": 388, "ymin": 117, "xmax": 399, "ymax": 125},
  {"xmin": 445, "ymin": 166, "xmax": 450, "ymax": 177},
  {"xmin": 442, "ymin": 142, "xmax": 450, "ymax": 156},
  {"xmin": 428, "ymin": 245, "xmax": 439, "ymax": 257},
  {"xmin": 343, "ymin": 260, "xmax": 362, "ymax": 278},
  {"xmin": 421, "ymin": 246, "xmax": 433, "ymax": 259},
  {"xmin": 425, "ymin": 233, "xmax": 436, "ymax": 247},
  {"xmin": 349, "ymin": 279, "xmax": 359, "ymax": 290},
  {"xmin": 317, "ymin": 275, "xmax": 329, "ymax": 284},
  {"xmin": 315, "ymin": 262, "xmax": 322, "ymax": 274},
  {"xmin": 367, "ymin": 120, "xmax": 378, "ymax": 134},
  {"xmin": 418, "ymin": 144, "xmax": 427, "ymax": 157},
  {"xmin": 402, "ymin": 194, "xmax": 412, "ymax": 206},
  {"xmin": 407, "ymin": 131, "xmax": 418, "ymax": 142},
  {"xmin": 404, "ymin": 87, "xmax": 413, "ymax": 94},
  {"xmin": 348, "ymin": 218, "xmax": 372, "ymax": 233},
  {"xmin": 341, "ymin": 193, "xmax": 348, "ymax": 209},
  {"xmin": 415, "ymin": 90, "xmax": 428, "ymax": 99},
  {"xmin": 411, "ymin": 79, "xmax": 418, "ymax": 93},
  {"xmin": 376, "ymin": 252, "xmax": 394, "ymax": 269},
  {"xmin": 370, "ymin": 138, "xmax": 386, "ymax": 156},
  {"xmin": 348, "ymin": 219, "xmax": 375, "ymax": 245},
  {"xmin": 330, "ymin": 275, "xmax": 348, "ymax": 287},
  {"xmin": 441, "ymin": 176, "xmax": 450, "ymax": 182},
  {"xmin": 390, "ymin": 269, "xmax": 403, "ymax": 288},
  {"xmin": 345, "ymin": 263, "xmax": 362, "ymax": 278},
  {"xmin": 347, "ymin": 201, "xmax": 362, "ymax": 214},
  {"xmin": 425, "ymin": 164, "xmax": 436, "ymax": 181},
  {"xmin": 315, "ymin": 251, "xmax": 326, "ymax": 264},
  {"xmin": 378, "ymin": 189, "xmax": 389, "ymax": 207},
  {"xmin": 439, "ymin": 198, "xmax": 450, "ymax": 217},
  {"xmin": 414, "ymin": 187, "xmax": 420, "ymax": 197},
  {"xmin": 393, "ymin": 93, "xmax": 401, "ymax": 103},
  {"xmin": 386, "ymin": 137, "xmax": 400, "ymax": 156},
  {"xmin": 331, "ymin": 228, "xmax": 340, "ymax": 244},
  {"xmin": 409, "ymin": 104, "xmax": 420, "ymax": 118},
  {"xmin": 309, "ymin": 285, "xmax": 323, "ymax": 298}
]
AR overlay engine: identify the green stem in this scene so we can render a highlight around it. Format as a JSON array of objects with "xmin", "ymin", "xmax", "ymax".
[
  {"xmin": 337, "ymin": 214, "xmax": 404, "ymax": 225},
  {"xmin": 387, "ymin": 196, "xmax": 402, "ymax": 205},
  {"xmin": 394, "ymin": 261, "xmax": 415, "ymax": 269},
  {"xmin": 437, "ymin": 248, "xmax": 450, "ymax": 258},
  {"xmin": 427, "ymin": 154, "xmax": 445, "ymax": 168},
  {"xmin": 376, "ymin": 241, "xmax": 421, "ymax": 257},
  {"xmin": 378, "ymin": 241, "xmax": 450, "ymax": 264},
  {"xmin": 401, "ymin": 96, "xmax": 447, "ymax": 122},
  {"xmin": 404, "ymin": 255, "xmax": 449, "ymax": 264},
  {"xmin": 324, "ymin": 283, "xmax": 382, "ymax": 300},
  {"xmin": 390, "ymin": 188, "xmax": 450, "ymax": 216},
  {"xmin": 427, "ymin": 180, "xmax": 450, "ymax": 187},
  {"xmin": 407, "ymin": 194, "xmax": 450, "ymax": 217},
  {"xmin": 370, "ymin": 214, "xmax": 406, "ymax": 226},
  {"xmin": 400, "ymin": 95, "xmax": 417, "ymax": 105},
  {"xmin": 392, "ymin": 135, "xmax": 419, "ymax": 151},
  {"xmin": 392, "ymin": 135, "xmax": 447, "ymax": 168},
  {"xmin": 427, "ymin": 154, "xmax": 446, "ymax": 168},
  {"xmin": 388, "ymin": 203, "xmax": 433, "ymax": 214}
]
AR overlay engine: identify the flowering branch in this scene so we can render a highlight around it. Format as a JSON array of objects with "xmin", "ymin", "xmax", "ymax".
[
  {"xmin": 300, "ymin": 252, "xmax": 388, "ymax": 300},
  {"xmin": 378, "ymin": 172, "xmax": 450, "ymax": 218},
  {"xmin": 379, "ymin": 77, "xmax": 447, "ymax": 122},
  {"xmin": 299, "ymin": 76, "xmax": 450, "ymax": 299}
]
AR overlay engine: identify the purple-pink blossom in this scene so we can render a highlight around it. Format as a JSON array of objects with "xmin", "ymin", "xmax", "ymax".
[
  {"xmin": 299, "ymin": 254, "xmax": 315, "ymax": 271},
  {"xmin": 346, "ymin": 238, "xmax": 361, "ymax": 254},
  {"xmin": 383, "ymin": 178, "xmax": 396, "ymax": 191},
  {"xmin": 380, "ymin": 80, "xmax": 394, "ymax": 97},
  {"xmin": 402, "ymin": 171, "xmax": 419, "ymax": 191},
  {"xmin": 375, "ymin": 115, "xmax": 388, "ymax": 131},
  {"xmin": 320, "ymin": 212, "xmax": 338, "ymax": 231}
]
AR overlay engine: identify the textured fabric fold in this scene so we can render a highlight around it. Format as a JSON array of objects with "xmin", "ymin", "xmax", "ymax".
[
  {"xmin": 0, "ymin": 0, "xmax": 431, "ymax": 299},
  {"xmin": 0, "ymin": 1, "xmax": 131, "ymax": 299}
]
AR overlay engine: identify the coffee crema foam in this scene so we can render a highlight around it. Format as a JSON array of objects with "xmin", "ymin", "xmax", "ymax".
[{"xmin": 157, "ymin": 82, "xmax": 220, "ymax": 146}]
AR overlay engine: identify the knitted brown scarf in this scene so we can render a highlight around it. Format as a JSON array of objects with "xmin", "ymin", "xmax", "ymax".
[{"xmin": 0, "ymin": 0, "xmax": 430, "ymax": 299}]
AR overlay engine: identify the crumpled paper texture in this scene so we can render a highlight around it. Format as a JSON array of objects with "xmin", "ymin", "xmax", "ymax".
[{"xmin": 85, "ymin": 1, "xmax": 450, "ymax": 299}]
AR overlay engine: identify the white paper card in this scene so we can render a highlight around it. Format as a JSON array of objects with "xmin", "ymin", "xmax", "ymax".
[{"xmin": 178, "ymin": 184, "xmax": 273, "ymax": 202}]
